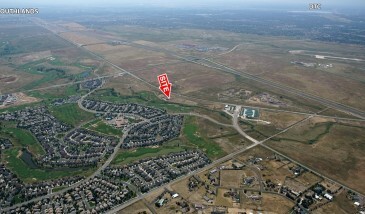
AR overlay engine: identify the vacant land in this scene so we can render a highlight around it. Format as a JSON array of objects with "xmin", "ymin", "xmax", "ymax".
[
  {"xmin": 182, "ymin": 116, "xmax": 226, "ymax": 159},
  {"xmin": 112, "ymin": 146, "xmax": 184, "ymax": 165},
  {"xmin": 2, "ymin": 148, "xmax": 94, "ymax": 183},
  {"xmin": 214, "ymin": 38, "xmax": 365, "ymax": 110},
  {"xmin": 83, "ymin": 119, "xmax": 123, "ymax": 137},
  {"xmin": 260, "ymin": 193, "xmax": 294, "ymax": 213},
  {"xmin": 220, "ymin": 169, "xmax": 246, "ymax": 188},
  {"xmin": 0, "ymin": 65, "xmax": 42, "ymax": 94},
  {"xmin": 0, "ymin": 122, "xmax": 44, "ymax": 156},
  {"xmin": 134, "ymin": 62, "xmax": 236, "ymax": 95},
  {"xmin": 259, "ymin": 110, "xmax": 307, "ymax": 129},
  {"xmin": 117, "ymin": 200, "xmax": 152, "ymax": 214},
  {"xmin": 50, "ymin": 104, "xmax": 94, "ymax": 126},
  {"xmin": 265, "ymin": 120, "xmax": 365, "ymax": 194}
]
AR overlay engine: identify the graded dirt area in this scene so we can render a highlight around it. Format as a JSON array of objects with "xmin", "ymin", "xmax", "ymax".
[
  {"xmin": 0, "ymin": 75, "xmax": 17, "ymax": 83},
  {"xmin": 0, "ymin": 93, "xmax": 39, "ymax": 109}
]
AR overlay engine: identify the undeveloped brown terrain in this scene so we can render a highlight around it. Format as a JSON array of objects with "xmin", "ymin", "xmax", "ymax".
[{"xmin": 265, "ymin": 121, "xmax": 365, "ymax": 194}]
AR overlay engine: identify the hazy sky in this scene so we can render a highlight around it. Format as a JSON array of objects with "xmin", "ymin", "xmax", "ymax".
[{"xmin": 3, "ymin": 0, "xmax": 365, "ymax": 10}]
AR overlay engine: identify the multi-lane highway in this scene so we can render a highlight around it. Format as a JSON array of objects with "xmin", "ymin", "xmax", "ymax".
[{"xmin": 4, "ymin": 18, "xmax": 360, "ymax": 213}]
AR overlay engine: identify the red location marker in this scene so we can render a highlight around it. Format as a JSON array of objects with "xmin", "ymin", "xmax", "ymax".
[{"xmin": 157, "ymin": 73, "xmax": 172, "ymax": 99}]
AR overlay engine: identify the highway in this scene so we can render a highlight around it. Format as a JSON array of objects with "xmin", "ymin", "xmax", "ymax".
[
  {"xmin": 105, "ymin": 107, "xmax": 326, "ymax": 213},
  {"xmin": 4, "ymin": 18, "xmax": 360, "ymax": 213},
  {"xmin": 126, "ymin": 41, "xmax": 365, "ymax": 120}
]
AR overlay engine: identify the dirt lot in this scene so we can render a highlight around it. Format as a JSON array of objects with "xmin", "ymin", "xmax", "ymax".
[
  {"xmin": 266, "ymin": 121, "xmax": 365, "ymax": 194},
  {"xmin": 220, "ymin": 170, "xmax": 245, "ymax": 188},
  {"xmin": 0, "ymin": 75, "xmax": 17, "ymax": 83},
  {"xmin": 260, "ymin": 193, "xmax": 295, "ymax": 213},
  {"xmin": 0, "ymin": 93, "xmax": 39, "ymax": 109}
]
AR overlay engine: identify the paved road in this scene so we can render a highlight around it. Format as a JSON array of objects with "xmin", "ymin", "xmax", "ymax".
[
  {"xmin": 124, "ymin": 41, "xmax": 365, "ymax": 120},
  {"xmin": 13, "ymin": 19, "xmax": 362, "ymax": 213},
  {"xmin": 0, "ymin": 129, "xmax": 130, "ymax": 213},
  {"xmin": 105, "ymin": 108, "xmax": 322, "ymax": 213},
  {"xmin": 199, "ymin": 58, "xmax": 365, "ymax": 119},
  {"xmin": 232, "ymin": 105, "xmax": 259, "ymax": 144}
]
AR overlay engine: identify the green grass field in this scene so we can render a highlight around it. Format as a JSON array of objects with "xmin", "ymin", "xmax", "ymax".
[
  {"xmin": 90, "ymin": 89, "xmax": 193, "ymax": 113},
  {"xmin": 112, "ymin": 146, "xmax": 185, "ymax": 165},
  {"xmin": 50, "ymin": 103, "xmax": 94, "ymax": 126},
  {"xmin": 0, "ymin": 121, "xmax": 45, "ymax": 156},
  {"xmin": 182, "ymin": 116, "xmax": 226, "ymax": 159},
  {"xmin": 90, "ymin": 89, "xmax": 231, "ymax": 124},
  {"xmin": 83, "ymin": 119, "xmax": 123, "ymax": 136},
  {"xmin": 3, "ymin": 148, "xmax": 94, "ymax": 183},
  {"xmin": 272, "ymin": 121, "xmax": 334, "ymax": 144}
]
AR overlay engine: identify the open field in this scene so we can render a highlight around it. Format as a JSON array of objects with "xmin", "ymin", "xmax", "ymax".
[
  {"xmin": 86, "ymin": 44, "xmax": 178, "ymax": 71},
  {"xmin": 259, "ymin": 110, "xmax": 307, "ymax": 129},
  {"xmin": 220, "ymin": 169, "xmax": 247, "ymax": 188},
  {"xmin": 0, "ymin": 65, "xmax": 42, "ymax": 94},
  {"xmin": 259, "ymin": 193, "xmax": 294, "ymax": 213},
  {"xmin": 83, "ymin": 119, "xmax": 123, "ymax": 137},
  {"xmin": 185, "ymin": 76, "xmax": 326, "ymax": 113},
  {"xmin": 272, "ymin": 117, "xmax": 336, "ymax": 144},
  {"xmin": 60, "ymin": 31, "xmax": 104, "ymax": 45},
  {"xmin": 181, "ymin": 116, "xmax": 227, "ymax": 159},
  {"xmin": 0, "ymin": 122, "xmax": 94, "ymax": 183},
  {"xmin": 27, "ymin": 84, "xmax": 81, "ymax": 100},
  {"xmin": 0, "ymin": 121, "xmax": 44, "ymax": 156},
  {"xmin": 265, "ymin": 119, "xmax": 365, "ymax": 194},
  {"xmin": 0, "ymin": 25, "xmax": 70, "ymax": 56},
  {"xmin": 49, "ymin": 103, "xmax": 94, "ymax": 126},
  {"xmin": 2, "ymin": 148, "xmax": 94, "ymax": 183},
  {"xmin": 111, "ymin": 146, "xmax": 185, "ymax": 165},
  {"xmin": 133, "ymin": 62, "xmax": 236, "ymax": 95},
  {"xmin": 213, "ymin": 38, "xmax": 365, "ymax": 110},
  {"xmin": 116, "ymin": 200, "xmax": 152, "ymax": 214},
  {"xmin": 90, "ymin": 89, "xmax": 232, "ymax": 124}
]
